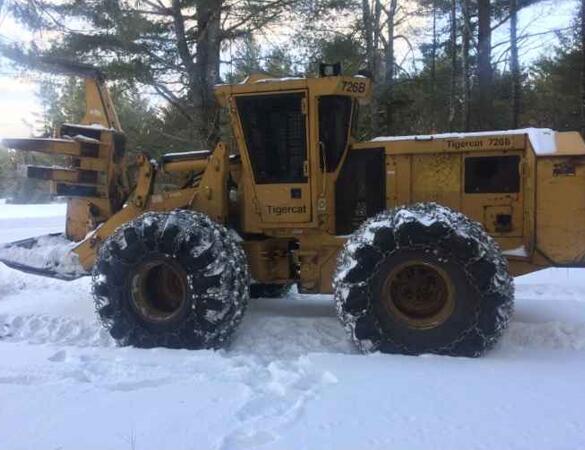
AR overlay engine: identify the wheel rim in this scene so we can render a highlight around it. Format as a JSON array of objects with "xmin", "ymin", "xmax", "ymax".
[
  {"xmin": 381, "ymin": 261, "xmax": 455, "ymax": 329},
  {"xmin": 130, "ymin": 257, "xmax": 187, "ymax": 324}
]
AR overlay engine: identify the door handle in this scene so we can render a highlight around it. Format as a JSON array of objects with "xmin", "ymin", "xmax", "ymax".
[{"xmin": 291, "ymin": 188, "xmax": 301, "ymax": 199}]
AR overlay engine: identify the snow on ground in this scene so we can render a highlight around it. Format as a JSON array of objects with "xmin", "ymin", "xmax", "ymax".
[{"xmin": 0, "ymin": 203, "xmax": 584, "ymax": 450}]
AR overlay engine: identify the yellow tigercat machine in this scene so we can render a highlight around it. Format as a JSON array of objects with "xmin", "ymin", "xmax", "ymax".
[{"xmin": 2, "ymin": 61, "xmax": 584, "ymax": 356}]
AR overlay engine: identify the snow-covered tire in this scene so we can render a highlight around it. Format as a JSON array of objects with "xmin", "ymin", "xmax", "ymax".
[
  {"xmin": 249, "ymin": 283, "xmax": 292, "ymax": 299},
  {"xmin": 334, "ymin": 203, "xmax": 514, "ymax": 357},
  {"xmin": 92, "ymin": 210, "xmax": 250, "ymax": 349}
]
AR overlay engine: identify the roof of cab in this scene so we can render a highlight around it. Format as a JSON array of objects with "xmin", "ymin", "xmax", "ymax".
[{"xmin": 214, "ymin": 74, "xmax": 371, "ymax": 106}]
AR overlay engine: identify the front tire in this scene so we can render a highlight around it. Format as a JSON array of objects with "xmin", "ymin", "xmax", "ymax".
[
  {"xmin": 92, "ymin": 210, "xmax": 249, "ymax": 349},
  {"xmin": 334, "ymin": 203, "xmax": 514, "ymax": 357}
]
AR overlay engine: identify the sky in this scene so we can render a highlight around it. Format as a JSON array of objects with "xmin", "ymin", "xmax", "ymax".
[{"xmin": 0, "ymin": 0, "xmax": 580, "ymax": 140}]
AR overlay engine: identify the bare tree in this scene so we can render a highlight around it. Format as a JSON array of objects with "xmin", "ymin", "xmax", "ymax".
[
  {"xmin": 361, "ymin": 0, "xmax": 405, "ymax": 135},
  {"xmin": 510, "ymin": 0, "xmax": 521, "ymax": 128},
  {"xmin": 362, "ymin": 0, "xmax": 379, "ymax": 132},
  {"xmin": 461, "ymin": 0, "xmax": 472, "ymax": 131},
  {"xmin": 383, "ymin": 0, "xmax": 398, "ymax": 134},
  {"xmin": 430, "ymin": 0, "xmax": 438, "ymax": 132},
  {"xmin": 477, "ymin": 0, "xmax": 492, "ymax": 129},
  {"xmin": 448, "ymin": 0, "xmax": 457, "ymax": 130}
]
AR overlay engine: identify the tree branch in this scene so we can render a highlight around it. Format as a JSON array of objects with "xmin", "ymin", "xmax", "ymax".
[
  {"xmin": 170, "ymin": 0, "xmax": 195, "ymax": 75},
  {"xmin": 152, "ymin": 83, "xmax": 193, "ymax": 122}
]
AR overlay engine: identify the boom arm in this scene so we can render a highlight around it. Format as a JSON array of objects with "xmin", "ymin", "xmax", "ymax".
[{"xmin": 82, "ymin": 75, "xmax": 122, "ymax": 131}]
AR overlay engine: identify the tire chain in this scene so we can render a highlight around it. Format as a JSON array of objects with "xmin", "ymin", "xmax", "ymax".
[
  {"xmin": 92, "ymin": 210, "xmax": 250, "ymax": 349},
  {"xmin": 333, "ymin": 202, "xmax": 514, "ymax": 356}
]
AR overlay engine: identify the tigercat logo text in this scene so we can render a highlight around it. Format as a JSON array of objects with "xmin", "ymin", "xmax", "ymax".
[
  {"xmin": 266, "ymin": 205, "xmax": 307, "ymax": 215},
  {"xmin": 446, "ymin": 137, "xmax": 512, "ymax": 149},
  {"xmin": 446, "ymin": 139, "xmax": 483, "ymax": 150}
]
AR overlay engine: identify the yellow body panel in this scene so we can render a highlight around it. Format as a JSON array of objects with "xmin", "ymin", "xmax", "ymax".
[
  {"xmin": 354, "ymin": 130, "xmax": 585, "ymax": 278},
  {"xmin": 536, "ymin": 157, "xmax": 585, "ymax": 264},
  {"xmin": 411, "ymin": 153, "xmax": 462, "ymax": 209}
]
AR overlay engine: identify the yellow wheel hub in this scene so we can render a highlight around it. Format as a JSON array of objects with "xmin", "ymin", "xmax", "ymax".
[
  {"xmin": 130, "ymin": 258, "xmax": 187, "ymax": 323},
  {"xmin": 381, "ymin": 261, "xmax": 455, "ymax": 330}
]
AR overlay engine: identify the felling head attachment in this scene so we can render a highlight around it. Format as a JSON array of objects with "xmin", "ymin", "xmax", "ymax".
[{"xmin": 1, "ymin": 59, "xmax": 129, "ymax": 242}]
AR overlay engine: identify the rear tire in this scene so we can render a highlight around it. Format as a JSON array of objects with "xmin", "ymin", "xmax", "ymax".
[
  {"xmin": 92, "ymin": 210, "xmax": 250, "ymax": 349},
  {"xmin": 334, "ymin": 203, "xmax": 514, "ymax": 357}
]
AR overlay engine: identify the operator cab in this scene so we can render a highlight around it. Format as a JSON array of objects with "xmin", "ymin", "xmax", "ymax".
[{"xmin": 214, "ymin": 66, "xmax": 371, "ymax": 234}]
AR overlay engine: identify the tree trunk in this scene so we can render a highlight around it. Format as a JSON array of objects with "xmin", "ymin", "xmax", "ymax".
[
  {"xmin": 448, "ymin": 0, "xmax": 457, "ymax": 131},
  {"xmin": 362, "ymin": 0, "xmax": 379, "ymax": 134},
  {"xmin": 362, "ymin": 0, "xmax": 375, "ymax": 71},
  {"xmin": 581, "ymin": 0, "xmax": 585, "ymax": 136},
  {"xmin": 477, "ymin": 0, "xmax": 492, "ymax": 130},
  {"xmin": 510, "ymin": 0, "xmax": 520, "ymax": 128},
  {"xmin": 461, "ymin": 0, "xmax": 471, "ymax": 131},
  {"xmin": 384, "ymin": 0, "xmax": 397, "ymax": 135},
  {"xmin": 194, "ymin": 0, "xmax": 222, "ymax": 147},
  {"xmin": 373, "ymin": 0, "xmax": 382, "ymax": 57},
  {"xmin": 171, "ymin": 0, "xmax": 222, "ymax": 148},
  {"xmin": 430, "ymin": 0, "xmax": 437, "ymax": 132}
]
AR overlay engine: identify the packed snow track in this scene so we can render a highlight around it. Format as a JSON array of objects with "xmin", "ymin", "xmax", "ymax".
[{"xmin": 0, "ymin": 202, "xmax": 584, "ymax": 450}]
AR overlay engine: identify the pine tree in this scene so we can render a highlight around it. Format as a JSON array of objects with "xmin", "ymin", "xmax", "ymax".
[{"xmin": 2, "ymin": 0, "xmax": 298, "ymax": 148}]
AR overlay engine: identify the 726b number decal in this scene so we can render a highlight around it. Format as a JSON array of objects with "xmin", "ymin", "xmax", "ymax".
[
  {"xmin": 342, "ymin": 81, "xmax": 367, "ymax": 93},
  {"xmin": 488, "ymin": 137, "xmax": 512, "ymax": 146}
]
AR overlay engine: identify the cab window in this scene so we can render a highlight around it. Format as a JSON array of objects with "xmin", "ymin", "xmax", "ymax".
[
  {"xmin": 236, "ymin": 93, "xmax": 307, "ymax": 184},
  {"xmin": 464, "ymin": 155, "xmax": 521, "ymax": 193},
  {"xmin": 319, "ymin": 96, "xmax": 352, "ymax": 172}
]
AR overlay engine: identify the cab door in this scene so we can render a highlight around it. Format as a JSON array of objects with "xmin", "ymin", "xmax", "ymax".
[{"xmin": 235, "ymin": 92, "xmax": 312, "ymax": 224}]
